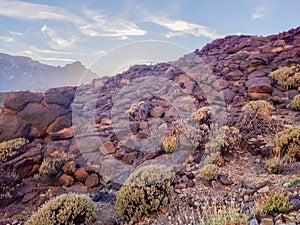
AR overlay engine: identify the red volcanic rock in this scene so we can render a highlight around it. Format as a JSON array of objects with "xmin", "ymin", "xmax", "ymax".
[
  {"xmin": 59, "ymin": 174, "xmax": 74, "ymax": 187},
  {"xmin": 0, "ymin": 113, "xmax": 31, "ymax": 142},
  {"xmin": 246, "ymin": 77, "xmax": 273, "ymax": 94},
  {"xmin": 19, "ymin": 102, "xmax": 56, "ymax": 129},
  {"xmin": 74, "ymin": 170, "xmax": 89, "ymax": 182},
  {"xmin": 62, "ymin": 161, "xmax": 76, "ymax": 175},
  {"xmin": 4, "ymin": 91, "xmax": 43, "ymax": 112},
  {"xmin": 45, "ymin": 86, "xmax": 75, "ymax": 109}
]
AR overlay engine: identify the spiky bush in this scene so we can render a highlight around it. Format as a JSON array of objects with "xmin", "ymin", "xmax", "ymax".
[
  {"xmin": 269, "ymin": 64, "xmax": 300, "ymax": 90},
  {"xmin": 162, "ymin": 134, "xmax": 179, "ymax": 153},
  {"xmin": 39, "ymin": 152, "xmax": 75, "ymax": 177},
  {"xmin": 242, "ymin": 100, "xmax": 274, "ymax": 120},
  {"xmin": 274, "ymin": 127, "xmax": 300, "ymax": 163},
  {"xmin": 25, "ymin": 193, "xmax": 97, "ymax": 225},
  {"xmin": 116, "ymin": 165, "xmax": 174, "ymax": 221},
  {"xmin": 232, "ymin": 100, "xmax": 278, "ymax": 139},
  {"xmin": 287, "ymin": 94, "xmax": 300, "ymax": 111},
  {"xmin": 0, "ymin": 138, "xmax": 28, "ymax": 163},
  {"xmin": 198, "ymin": 164, "xmax": 219, "ymax": 181}
]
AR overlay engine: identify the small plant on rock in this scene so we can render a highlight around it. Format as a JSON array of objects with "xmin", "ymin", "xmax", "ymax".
[
  {"xmin": 191, "ymin": 106, "xmax": 212, "ymax": 123},
  {"xmin": 274, "ymin": 127, "xmax": 300, "ymax": 163},
  {"xmin": 0, "ymin": 138, "xmax": 28, "ymax": 163},
  {"xmin": 39, "ymin": 151, "xmax": 75, "ymax": 177},
  {"xmin": 25, "ymin": 193, "xmax": 97, "ymax": 225},
  {"xmin": 269, "ymin": 64, "xmax": 300, "ymax": 90},
  {"xmin": 287, "ymin": 94, "xmax": 300, "ymax": 110},
  {"xmin": 116, "ymin": 165, "xmax": 174, "ymax": 221},
  {"xmin": 198, "ymin": 164, "xmax": 219, "ymax": 181},
  {"xmin": 162, "ymin": 134, "xmax": 179, "ymax": 153}
]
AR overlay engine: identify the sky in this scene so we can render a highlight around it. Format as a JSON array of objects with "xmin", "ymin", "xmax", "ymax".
[{"xmin": 0, "ymin": 0, "xmax": 299, "ymax": 68}]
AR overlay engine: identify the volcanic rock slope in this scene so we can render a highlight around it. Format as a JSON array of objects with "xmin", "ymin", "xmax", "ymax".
[{"xmin": 0, "ymin": 27, "xmax": 299, "ymax": 224}]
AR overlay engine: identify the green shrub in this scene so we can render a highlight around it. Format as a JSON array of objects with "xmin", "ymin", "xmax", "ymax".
[
  {"xmin": 287, "ymin": 94, "xmax": 300, "ymax": 110},
  {"xmin": 162, "ymin": 134, "xmax": 179, "ymax": 153},
  {"xmin": 39, "ymin": 152, "xmax": 75, "ymax": 177},
  {"xmin": 198, "ymin": 164, "xmax": 218, "ymax": 181},
  {"xmin": 0, "ymin": 138, "xmax": 28, "ymax": 163},
  {"xmin": 269, "ymin": 64, "xmax": 300, "ymax": 90},
  {"xmin": 289, "ymin": 178, "xmax": 300, "ymax": 187},
  {"xmin": 25, "ymin": 193, "xmax": 96, "ymax": 225},
  {"xmin": 116, "ymin": 165, "xmax": 174, "ymax": 221},
  {"xmin": 207, "ymin": 211, "xmax": 249, "ymax": 225},
  {"xmin": 262, "ymin": 193, "xmax": 292, "ymax": 216},
  {"xmin": 274, "ymin": 127, "xmax": 300, "ymax": 163},
  {"xmin": 242, "ymin": 100, "xmax": 274, "ymax": 120}
]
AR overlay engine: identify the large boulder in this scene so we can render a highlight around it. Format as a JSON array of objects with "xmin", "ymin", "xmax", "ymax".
[{"xmin": 4, "ymin": 91, "xmax": 43, "ymax": 112}]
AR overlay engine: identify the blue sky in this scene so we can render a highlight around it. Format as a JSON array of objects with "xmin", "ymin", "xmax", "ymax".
[{"xmin": 0, "ymin": 0, "xmax": 299, "ymax": 67}]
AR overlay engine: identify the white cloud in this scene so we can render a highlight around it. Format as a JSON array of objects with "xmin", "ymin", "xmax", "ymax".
[
  {"xmin": 0, "ymin": 0, "xmax": 83, "ymax": 24},
  {"xmin": 78, "ymin": 10, "xmax": 146, "ymax": 38},
  {"xmin": 0, "ymin": 35, "xmax": 14, "ymax": 42},
  {"xmin": 8, "ymin": 31, "xmax": 22, "ymax": 36},
  {"xmin": 0, "ymin": 0, "xmax": 146, "ymax": 39},
  {"xmin": 146, "ymin": 15, "xmax": 222, "ymax": 40},
  {"xmin": 41, "ymin": 25, "xmax": 77, "ymax": 49},
  {"xmin": 251, "ymin": 6, "xmax": 267, "ymax": 19}
]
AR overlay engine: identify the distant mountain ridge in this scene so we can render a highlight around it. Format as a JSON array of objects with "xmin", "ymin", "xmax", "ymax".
[{"xmin": 0, "ymin": 53, "xmax": 99, "ymax": 92}]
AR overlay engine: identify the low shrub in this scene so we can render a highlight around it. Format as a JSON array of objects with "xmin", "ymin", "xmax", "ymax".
[
  {"xmin": 0, "ymin": 138, "xmax": 28, "ymax": 163},
  {"xmin": 116, "ymin": 165, "xmax": 174, "ymax": 221},
  {"xmin": 262, "ymin": 193, "xmax": 292, "ymax": 216},
  {"xmin": 264, "ymin": 157, "xmax": 283, "ymax": 174},
  {"xmin": 287, "ymin": 94, "xmax": 300, "ymax": 111},
  {"xmin": 39, "ymin": 151, "xmax": 75, "ymax": 177},
  {"xmin": 0, "ymin": 165, "xmax": 18, "ymax": 200},
  {"xmin": 274, "ymin": 127, "xmax": 300, "ymax": 163},
  {"xmin": 198, "ymin": 164, "xmax": 218, "ymax": 181},
  {"xmin": 205, "ymin": 126, "xmax": 241, "ymax": 156},
  {"xmin": 241, "ymin": 100, "xmax": 274, "ymax": 120},
  {"xmin": 232, "ymin": 101, "xmax": 278, "ymax": 139},
  {"xmin": 207, "ymin": 211, "xmax": 248, "ymax": 225},
  {"xmin": 191, "ymin": 106, "xmax": 212, "ymax": 123},
  {"xmin": 25, "ymin": 193, "xmax": 97, "ymax": 225},
  {"xmin": 174, "ymin": 119, "xmax": 210, "ymax": 148},
  {"xmin": 269, "ymin": 64, "xmax": 300, "ymax": 90},
  {"xmin": 162, "ymin": 134, "xmax": 179, "ymax": 153}
]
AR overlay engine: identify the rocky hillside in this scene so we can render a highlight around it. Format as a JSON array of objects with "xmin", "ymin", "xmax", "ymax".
[
  {"xmin": 0, "ymin": 27, "xmax": 299, "ymax": 225},
  {"xmin": 0, "ymin": 53, "xmax": 99, "ymax": 92}
]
